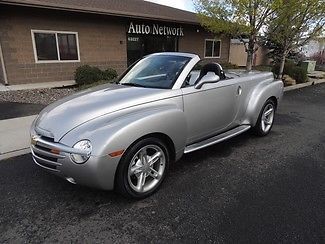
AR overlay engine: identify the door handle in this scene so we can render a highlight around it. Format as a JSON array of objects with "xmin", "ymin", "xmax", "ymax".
[{"xmin": 237, "ymin": 86, "xmax": 242, "ymax": 96}]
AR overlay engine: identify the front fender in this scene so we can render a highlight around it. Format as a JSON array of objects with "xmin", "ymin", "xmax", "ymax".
[
  {"xmin": 101, "ymin": 106, "xmax": 187, "ymax": 158},
  {"xmin": 60, "ymin": 104, "xmax": 187, "ymax": 158},
  {"xmin": 243, "ymin": 79, "xmax": 283, "ymax": 126}
]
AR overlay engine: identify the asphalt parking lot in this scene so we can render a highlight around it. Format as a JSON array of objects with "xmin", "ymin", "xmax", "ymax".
[
  {"xmin": 1, "ymin": 84, "xmax": 324, "ymax": 243},
  {"xmin": 0, "ymin": 102, "xmax": 45, "ymax": 120}
]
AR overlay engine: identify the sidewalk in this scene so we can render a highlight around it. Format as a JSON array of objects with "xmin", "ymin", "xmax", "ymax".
[
  {"xmin": 0, "ymin": 80, "xmax": 75, "ymax": 161},
  {"xmin": 0, "ymin": 115, "xmax": 36, "ymax": 160}
]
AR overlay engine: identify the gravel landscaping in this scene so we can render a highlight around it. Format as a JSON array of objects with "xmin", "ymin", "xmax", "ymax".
[{"xmin": 0, "ymin": 88, "xmax": 76, "ymax": 105}]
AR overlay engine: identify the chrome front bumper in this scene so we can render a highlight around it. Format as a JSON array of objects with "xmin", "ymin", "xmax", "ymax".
[{"xmin": 30, "ymin": 134, "xmax": 121, "ymax": 190}]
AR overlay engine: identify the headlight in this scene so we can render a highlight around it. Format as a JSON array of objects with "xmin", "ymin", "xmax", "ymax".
[{"xmin": 70, "ymin": 140, "xmax": 92, "ymax": 164}]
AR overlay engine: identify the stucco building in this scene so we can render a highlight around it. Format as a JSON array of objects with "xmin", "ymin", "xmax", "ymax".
[{"xmin": 229, "ymin": 39, "xmax": 270, "ymax": 67}]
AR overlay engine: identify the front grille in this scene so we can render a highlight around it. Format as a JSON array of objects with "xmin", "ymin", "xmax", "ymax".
[
  {"xmin": 35, "ymin": 144, "xmax": 52, "ymax": 153},
  {"xmin": 34, "ymin": 152, "xmax": 58, "ymax": 163},
  {"xmin": 40, "ymin": 135, "xmax": 55, "ymax": 142},
  {"xmin": 31, "ymin": 134, "xmax": 65, "ymax": 172},
  {"xmin": 35, "ymin": 160, "xmax": 57, "ymax": 170}
]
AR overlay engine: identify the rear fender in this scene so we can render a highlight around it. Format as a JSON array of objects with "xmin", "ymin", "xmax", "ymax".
[{"xmin": 243, "ymin": 79, "xmax": 283, "ymax": 126}]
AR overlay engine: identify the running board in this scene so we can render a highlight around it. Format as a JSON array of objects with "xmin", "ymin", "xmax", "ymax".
[{"xmin": 184, "ymin": 125, "xmax": 251, "ymax": 154}]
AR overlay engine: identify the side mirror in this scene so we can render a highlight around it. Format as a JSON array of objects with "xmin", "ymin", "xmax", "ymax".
[{"xmin": 194, "ymin": 72, "xmax": 220, "ymax": 89}]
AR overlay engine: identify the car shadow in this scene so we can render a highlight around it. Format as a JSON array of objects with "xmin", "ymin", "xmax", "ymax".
[{"xmin": 171, "ymin": 131, "xmax": 252, "ymax": 171}]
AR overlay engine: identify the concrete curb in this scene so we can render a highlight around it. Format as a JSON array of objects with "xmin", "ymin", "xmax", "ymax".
[
  {"xmin": 0, "ymin": 148, "xmax": 30, "ymax": 161},
  {"xmin": 284, "ymin": 79, "xmax": 325, "ymax": 92}
]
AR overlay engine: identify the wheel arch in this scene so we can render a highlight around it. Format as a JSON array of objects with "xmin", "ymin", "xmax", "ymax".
[
  {"xmin": 121, "ymin": 132, "xmax": 176, "ymax": 163},
  {"xmin": 268, "ymin": 96, "xmax": 278, "ymax": 109}
]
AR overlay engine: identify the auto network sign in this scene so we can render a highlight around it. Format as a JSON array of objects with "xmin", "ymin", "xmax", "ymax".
[{"xmin": 128, "ymin": 22, "xmax": 184, "ymax": 37}]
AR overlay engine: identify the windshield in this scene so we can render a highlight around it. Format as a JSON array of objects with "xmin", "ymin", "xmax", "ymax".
[{"xmin": 119, "ymin": 55, "xmax": 191, "ymax": 89}]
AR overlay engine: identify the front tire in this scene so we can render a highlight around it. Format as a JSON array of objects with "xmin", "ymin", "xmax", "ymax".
[
  {"xmin": 115, "ymin": 137, "xmax": 170, "ymax": 199},
  {"xmin": 253, "ymin": 99, "xmax": 276, "ymax": 136}
]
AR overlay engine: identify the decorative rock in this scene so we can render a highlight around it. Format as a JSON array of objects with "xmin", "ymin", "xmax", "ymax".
[
  {"xmin": 282, "ymin": 75, "xmax": 296, "ymax": 86},
  {"xmin": 0, "ymin": 88, "xmax": 76, "ymax": 105}
]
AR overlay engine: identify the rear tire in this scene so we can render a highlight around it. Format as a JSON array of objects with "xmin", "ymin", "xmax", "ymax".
[
  {"xmin": 115, "ymin": 137, "xmax": 170, "ymax": 199},
  {"xmin": 252, "ymin": 99, "xmax": 276, "ymax": 137}
]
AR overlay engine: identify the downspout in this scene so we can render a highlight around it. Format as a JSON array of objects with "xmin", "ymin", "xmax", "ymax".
[
  {"xmin": 0, "ymin": 40, "xmax": 8, "ymax": 85},
  {"xmin": 227, "ymin": 36, "xmax": 231, "ymax": 63}
]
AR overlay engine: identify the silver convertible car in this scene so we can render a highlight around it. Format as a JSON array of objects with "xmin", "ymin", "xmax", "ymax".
[{"xmin": 30, "ymin": 52, "xmax": 283, "ymax": 198}]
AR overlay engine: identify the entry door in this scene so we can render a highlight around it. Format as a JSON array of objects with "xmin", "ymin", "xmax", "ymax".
[
  {"xmin": 182, "ymin": 81, "xmax": 240, "ymax": 144},
  {"xmin": 143, "ymin": 36, "xmax": 178, "ymax": 55},
  {"xmin": 127, "ymin": 35, "xmax": 178, "ymax": 66}
]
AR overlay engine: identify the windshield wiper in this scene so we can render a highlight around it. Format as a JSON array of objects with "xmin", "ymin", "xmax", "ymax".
[{"xmin": 121, "ymin": 83, "xmax": 146, "ymax": 88}]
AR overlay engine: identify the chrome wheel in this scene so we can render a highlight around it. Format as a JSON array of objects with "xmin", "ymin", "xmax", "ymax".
[
  {"xmin": 261, "ymin": 103, "xmax": 274, "ymax": 133},
  {"xmin": 127, "ymin": 145, "xmax": 166, "ymax": 193}
]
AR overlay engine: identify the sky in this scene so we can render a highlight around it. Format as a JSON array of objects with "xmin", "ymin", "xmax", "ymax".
[{"xmin": 145, "ymin": 0, "xmax": 195, "ymax": 12}]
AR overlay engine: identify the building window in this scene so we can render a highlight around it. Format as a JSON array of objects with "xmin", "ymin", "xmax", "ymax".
[
  {"xmin": 31, "ymin": 30, "xmax": 80, "ymax": 63},
  {"xmin": 204, "ymin": 39, "xmax": 221, "ymax": 58}
]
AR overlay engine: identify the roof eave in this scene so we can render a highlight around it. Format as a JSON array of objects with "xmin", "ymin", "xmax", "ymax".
[{"xmin": 0, "ymin": 1, "xmax": 200, "ymax": 26}]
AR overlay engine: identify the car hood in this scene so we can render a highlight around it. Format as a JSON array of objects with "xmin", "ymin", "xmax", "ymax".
[{"xmin": 35, "ymin": 84, "xmax": 174, "ymax": 141}]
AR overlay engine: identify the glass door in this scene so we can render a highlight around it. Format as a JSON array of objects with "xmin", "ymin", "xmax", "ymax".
[{"xmin": 127, "ymin": 35, "xmax": 178, "ymax": 66}]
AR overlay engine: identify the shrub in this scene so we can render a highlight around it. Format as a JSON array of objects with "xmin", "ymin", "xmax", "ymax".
[
  {"xmin": 288, "ymin": 66, "xmax": 308, "ymax": 84},
  {"xmin": 101, "ymin": 68, "xmax": 118, "ymax": 81},
  {"xmin": 75, "ymin": 65, "xmax": 102, "ymax": 85},
  {"xmin": 272, "ymin": 61, "xmax": 307, "ymax": 84},
  {"xmin": 272, "ymin": 60, "xmax": 294, "ymax": 75},
  {"xmin": 75, "ymin": 65, "xmax": 118, "ymax": 86}
]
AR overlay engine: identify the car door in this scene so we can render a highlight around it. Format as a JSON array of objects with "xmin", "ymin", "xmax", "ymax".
[{"xmin": 182, "ymin": 79, "xmax": 240, "ymax": 144}]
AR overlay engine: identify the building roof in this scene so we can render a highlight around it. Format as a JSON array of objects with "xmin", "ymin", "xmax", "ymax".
[{"xmin": 0, "ymin": 0, "xmax": 199, "ymax": 25}]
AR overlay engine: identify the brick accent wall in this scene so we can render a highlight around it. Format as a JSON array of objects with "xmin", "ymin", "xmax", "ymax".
[
  {"xmin": 179, "ymin": 26, "xmax": 230, "ymax": 63},
  {"xmin": 0, "ymin": 6, "xmax": 128, "ymax": 85}
]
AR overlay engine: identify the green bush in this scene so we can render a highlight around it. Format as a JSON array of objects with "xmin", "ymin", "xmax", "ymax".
[
  {"xmin": 289, "ymin": 66, "xmax": 308, "ymax": 84},
  {"xmin": 272, "ymin": 60, "xmax": 293, "ymax": 76},
  {"xmin": 101, "ymin": 68, "xmax": 118, "ymax": 81},
  {"xmin": 74, "ymin": 65, "xmax": 102, "ymax": 85},
  {"xmin": 74, "ymin": 65, "xmax": 118, "ymax": 86},
  {"xmin": 272, "ymin": 61, "xmax": 307, "ymax": 84}
]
